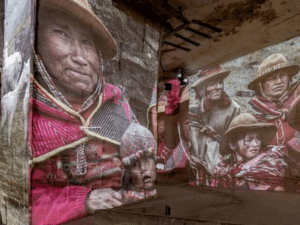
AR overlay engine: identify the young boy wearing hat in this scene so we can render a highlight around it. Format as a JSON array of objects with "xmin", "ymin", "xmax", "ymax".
[
  {"xmin": 212, "ymin": 113, "xmax": 287, "ymax": 191},
  {"xmin": 189, "ymin": 66, "xmax": 240, "ymax": 186},
  {"xmin": 118, "ymin": 123, "xmax": 157, "ymax": 203}
]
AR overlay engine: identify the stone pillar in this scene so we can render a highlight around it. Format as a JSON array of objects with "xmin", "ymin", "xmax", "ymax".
[
  {"xmin": 0, "ymin": 0, "xmax": 33, "ymax": 224},
  {"xmin": 89, "ymin": 0, "xmax": 160, "ymax": 126}
]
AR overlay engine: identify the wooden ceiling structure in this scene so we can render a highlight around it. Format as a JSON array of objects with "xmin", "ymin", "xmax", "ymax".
[{"xmin": 113, "ymin": 0, "xmax": 300, "ymax": 81}]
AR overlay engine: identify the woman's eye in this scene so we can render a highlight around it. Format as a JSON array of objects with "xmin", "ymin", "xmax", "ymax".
[
  {"xmin": 245, "ymin": 138, "xmax": 253, "ymax": 143},
  {"xmin": 55, "ymin": 30, "xmax": 67, "ymax": 37},
  {"xmin": 83, "ymin": 40, "xmax": 92, "ymax": 45}
]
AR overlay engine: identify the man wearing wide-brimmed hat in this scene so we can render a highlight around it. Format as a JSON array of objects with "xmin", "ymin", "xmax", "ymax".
[
  {"xmin": 30, "ymin": 1, "xmax": 153, "ymax": 224},
  {"xmin": 189, "ymin": 66, "xmax": 240, "ymax": 186},
  {"xmin": 248, "ymin": 54, "xmax": 300, "ymax": 148},
  {"xmin": 212, "ymin": 113, "xmax": 287, "ymax": 191}
]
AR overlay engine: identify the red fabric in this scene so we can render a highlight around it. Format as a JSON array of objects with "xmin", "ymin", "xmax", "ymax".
[
  {"xmin": 212, "ymin": 146, "xmax": 287, "ymax": 190},
  {"xmin": 249, "ymin": 91, "xmax": 297, "ymax": 147},
  {"xmin": 30, "ymin": 99, "xmax": 86, "ymax": 157},
  {"xmin": 166, "ymin": 79, "xmax": 180, "ymax": 115},
  {"xmin": 29, "ymin": 81, "xmax": 133, "ymax": 225}
]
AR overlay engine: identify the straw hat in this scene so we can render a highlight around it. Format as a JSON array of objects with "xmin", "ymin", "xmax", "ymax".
[
  {"xmin": 220, "ymin": 113, "xmax": 277, "ymax": 155},
  {"xmin": 39, "ymin": 0, "xmax": 117, "ymax": 60},
  {"xmin": 191, "ymin": 66, "xmax": 230, "ymax": 90},
  {"xmin": 248, "ymin": 54, "xmax": 300, "ymax": 90}
]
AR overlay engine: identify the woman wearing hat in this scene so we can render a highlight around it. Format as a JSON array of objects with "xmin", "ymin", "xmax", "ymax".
[
  {"xmin": 189, "ymin": 66, "xmax": 240, "ymax": 186},
  {"xmin": 30, "ymin": 0, "xmax": 150, "ymax": 224},
  {"xmin": 212, "ymin": 113, "xmax": 287, "ymax": 191},
  {"xmin": 248, "ymin": 54, "xmax": 300, "ymax": 148}
]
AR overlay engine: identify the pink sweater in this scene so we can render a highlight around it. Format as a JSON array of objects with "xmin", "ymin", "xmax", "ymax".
[{"xmin": 29, "ymin": 80, "xmax": 134, "ymax": 225}]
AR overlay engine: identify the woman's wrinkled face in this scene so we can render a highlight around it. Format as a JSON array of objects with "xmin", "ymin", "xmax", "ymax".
[
  {"xmin": 205, "ymin": 79, "xmax": 224, "ymax": 101},
  {"xmin": 261, "ymin": 71, "xmax": 289, "ymax": 99},
  {"xmin": 131, "ymin": 157, "xmax": 156, "ymax": 191},
  {"xmin": 234, "ymin": 131, "xmax": 262, "ymax": 161},
  {"xmin": 37, "ymin": 9, "xmax": 100, "ymax": 99}
]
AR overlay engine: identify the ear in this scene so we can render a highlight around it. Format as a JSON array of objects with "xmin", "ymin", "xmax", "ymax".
[
  {"xmin": 199, "ymin": 87, "xmax": 206, "ymax": 98},
  {"xmin": 229, "ymin": 141, "xmax": 237, "ymax": 151}
]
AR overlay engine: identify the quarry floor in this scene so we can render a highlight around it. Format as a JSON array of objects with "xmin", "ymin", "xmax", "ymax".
[{"xmin": 64, "ymin": 178, "xmax": 300, "ymax": 225}]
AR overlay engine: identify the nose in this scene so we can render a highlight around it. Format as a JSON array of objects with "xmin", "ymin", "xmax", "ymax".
[
  {"xmin": 70, "ymin": 41, "xmax": 88, "ymax": 66},
  {"xmin": 250, "ymin": 138, "xmax": 260, "ymax": 147},
  {"xmin": 140, "ymin": 161, "xmax": 147, "ymax": 173},
  {"xmin": 216, "ymin": 82, "xmax": 223, "ymax": 89},
  {"xmin": 274, "ymin": 75, "xmax": 284, "ymax": 84}
]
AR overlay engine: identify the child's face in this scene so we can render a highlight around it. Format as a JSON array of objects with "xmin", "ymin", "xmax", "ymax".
[{"xmin": 131, "ymin": 157, "xmax": 156, "ymax": 191}]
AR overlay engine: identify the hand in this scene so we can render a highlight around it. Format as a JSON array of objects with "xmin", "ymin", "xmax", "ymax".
[
  {"xmin": 200, "ymin": 125, "xmax": 218, "ymax": 136},
  {"xmin": 85, "ymin": 188, "xmax": 123, "ymax": 214},
  {"xmin": 157, "ymin": 146, "xmax": 172, "ymax": 164},
  {"xmin": 190, "ymin": 155, "xmax": 207, "ymax": 170}
]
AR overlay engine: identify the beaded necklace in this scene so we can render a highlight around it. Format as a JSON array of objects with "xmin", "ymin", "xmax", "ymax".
[{"xmin": 33, "ymin": 51, "xmax": 104, "ymax": 176}]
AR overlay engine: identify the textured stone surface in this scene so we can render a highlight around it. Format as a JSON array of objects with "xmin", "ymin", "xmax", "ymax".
[
  {"xmin": 0, "ymin": 0, "xmax": 3, "ymax": 69},
  {"xmin": 161, "ymin": 0, "xmax": 300, "ymax": 77},
  {"xmin": 89, "ymin": 0, "xmax": 160, "ymax": 126},
  {"xmin": 0, "ymin": 0, "xmax": 30, "ymax": 224},
  {"xmin": 189, "ymin": 35, "xmax": 300, "ymax": 113},
  {"xmin": 0, "ymin": 1, "xmax": 159, "ymax": 224}
]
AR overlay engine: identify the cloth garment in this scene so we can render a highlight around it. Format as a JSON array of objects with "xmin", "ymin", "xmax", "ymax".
[
  {"xmin": 30, "ymin": 75, "xmax": 137, "ymax": 225},
  {"xmin": 156, "ymin": 140, "xmax": 189, "ymax": 173},
  {"xmin": 249, "ymin": 84, "xmax": 298, "ymax": 147},
  {"xmin": 189, "ymin": 92, "xmax": 240, "ymax": 185},
  {"xmin": 211, "ymin": 146, "xmax": 288, "ymax": 191},
  {"xmin": 165, "ymin": 79, "xmax": 181, "ymax": 115}
]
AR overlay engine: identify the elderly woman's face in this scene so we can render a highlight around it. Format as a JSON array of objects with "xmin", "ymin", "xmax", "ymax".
[
  {"xmin": 37, "ymin": 10, "xmax": 100, "ymax": 98},
  {"xmin": 234, "ymin": 131, "xmax": 261, "ymax": 161}
]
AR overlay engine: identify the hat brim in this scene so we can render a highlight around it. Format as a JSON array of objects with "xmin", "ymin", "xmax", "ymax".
[
  {"xmin": 220, "ymin": 123, "xmax": 277, "ymax": 156},
  {"xmin": 39, "ymin": 0, "xmax": 117, "ymax": 60},
  {"xmin": 191, "ymin": 71, "xmax": 231, "ymax": 90},
  {"xmin": 248, "ymin": 65, "xmax": 300, "ymax": 90}
]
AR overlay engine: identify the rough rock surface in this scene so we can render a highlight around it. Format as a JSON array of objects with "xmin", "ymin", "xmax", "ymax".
[
  {"xmin": 0, "ymin": 1, "xmax": 159, "ymax": 224},
  {"xmin": 189, "ymin": 35, "xmax": 300, "ymax": 113},
  {"xmin": 89, "ymin": 0, "xmax": 160, "ymax": 126}
]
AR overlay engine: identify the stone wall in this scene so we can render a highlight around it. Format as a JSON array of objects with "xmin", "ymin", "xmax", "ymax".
[
  {"xmin": 0, "ymin": 0, "xmax": 32, "ymax": 224},
  {"xmin": 89, "ymin": 0, "xmax": 160, "ymax": 126},
  {"xmin": 0, "ymin": 1, "xmax": 160, "ymax": 224},
  {"xmin": 189, "ymin": 35, "xmax": 300, "ymax": 113}
]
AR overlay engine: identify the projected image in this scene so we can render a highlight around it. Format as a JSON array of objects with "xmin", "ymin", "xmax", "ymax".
[
  {"xmin": 189, "ymin": 66, "xmax": 241, "ymax": 186},
  {"xmin": 29, "ymin": 0, "xmax": 157, "ymax": 224},
  {"xmin": 189, "ymin": 53, "xmax": 300, "ymax": 191},
  {"xmin": 150, "ymin": 80, "xmax": 190, "ymax": 184}
]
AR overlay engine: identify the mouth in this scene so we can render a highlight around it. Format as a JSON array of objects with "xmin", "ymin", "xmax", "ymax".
[
  {"xmin": 248, "ymin": 148, "xmax": 259, "ymax": 154},
  {"xmin": 143, "ymin": 175, "xmax": 152, "ymax": 184},
  {"xmin": 67, "ymin": 69, "xmax": 90, "ymax": 79},
  {"xmin": 273, "ymin": 86, "xmax": 284, "ymax": 92}
]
